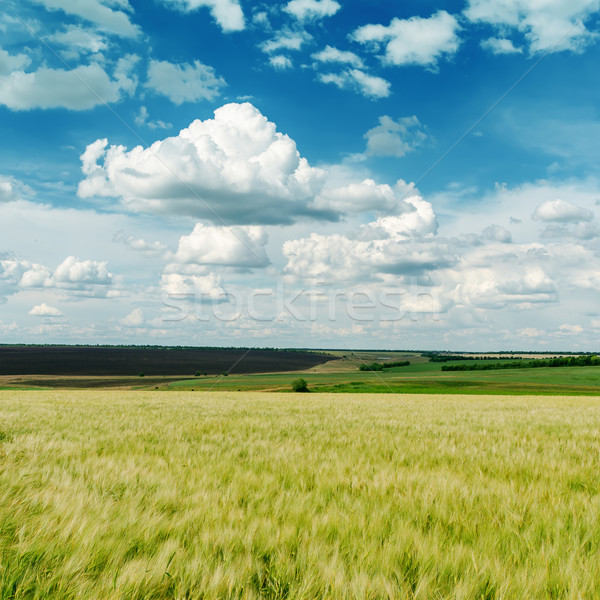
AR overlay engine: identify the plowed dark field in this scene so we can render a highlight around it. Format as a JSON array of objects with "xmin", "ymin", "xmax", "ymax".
[{"xmin": 0, "ymin": 346, "xmax": 335, "ymax": 376}]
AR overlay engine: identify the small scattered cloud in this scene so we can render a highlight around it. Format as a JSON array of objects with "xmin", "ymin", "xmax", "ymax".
[
  {"xmin": 0, "ymin": 175, "xmax": 34, "ymax": 203},
  {"xmin": 481, "ymin": 224, "xmax": 512, "ymax": 243},
  {"xmin": 559, "ymin": 323, "xmax": 584, "ymax": 334},
  {"xmin": 319, "ymin": 69, "xmax": 390, "ymax": 99},
  {"xmin": 261, "ymin": 29, "xmax": 311, "ymax": 54},
  {"xmin": 48, "ymin": 26, "xmax": 108, "ymax": 59},
  {"xmin": 30, "ymin": 0, "xmax": 141, "ymax": 38},
  {"xmin": 157, "ymin": 0, "xmax": 245, "ymax": 32},
  {"xmin": 120, "ymin": 307, "xmax": 144, "ymax": 327},
  {"xmin": 352, "ymin": 11, "xmax": 461, "ymax": 69},
  {"xmin": 312, "ymin": 45, "xmax": 364, "ymax": 68},
  {"xmin": 269, "ymin": 55, "xmax": 293, "ymax": 70},
  {"xmin": 161, "ymin": 272, "xmax": 224, "ymax": 299},
  {"xmin": 29, "ymin": 303, "xmax": 63, "ymax": 317},
  {"xmin": 481, "ymin": 37, "xmax": 522, "ymax": 54},
  {"xmin": 284, "ymin": 0, "xmax": 341, "ymax": 21},
  {"xmin": 134, "ymin": 106, "xmax": 172, "ymax": 130},
  {"xmin": 532, "ymin": 198, "xmax": 594, "ymax": 223},
  {"xmin": 113, "ymin": 230, "xmax": 167, "ymax": 253},
  {"xmin": 53, "ymin": 256, "xmax": 112, "ymax": 287},
  {"xmin": 518, "ymin": 327, "xmax": 545, "ymax": 338},
  {"xmin": 364, "ymin": 115, "xmax": 427, "ymax": 157},
  {"xmin": 146, "ymin": 59, "xmax": 226, "ymax": 104}
]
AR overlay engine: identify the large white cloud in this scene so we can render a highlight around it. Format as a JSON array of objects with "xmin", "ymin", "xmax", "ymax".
[
  {"xmin": 77, "ymin": 102, "xmax": 337, "ymax": 224},
  {"xmin": 146, "ymin": 59, "xmax": 226, "ymax": 104},
  {"xmin": 0, "ymin": 59, "xmax": 136, "ymax": 110},
  {"xmin": 284, "ymin": 0, "xmax": 341, "ymax": 21},
  {"xmin": 284, "ymin": 194, "xmax": 442, "ymax": 283},
  {"xmin": 158, "ymin": 0, "xmax": 245, "ymax": 31},
  {"xmin": 352, "ymin": 11, "xmax": 461, "ymax": 68},
  {"xmin": 464, "ymin": 0, "xmax": 600, "ymax": 53},
  {"xmin": 30, "ymin": 0, "xmax": 141, "ymax": 38}
]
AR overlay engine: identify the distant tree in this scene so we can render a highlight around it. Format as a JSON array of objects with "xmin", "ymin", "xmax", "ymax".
[
  {"xmin": 222, "ymin": 371, "xmax": 229, "ymax": 376},
  {"xmin": 292, "ymin": 378, "xmax": 309, "ymax": 393},
  {"xmin": 195, "ymin": 371, "xmax": 201, "ymax": 377},
  {"xmin": 139, "ymin": 372, "xmax": 145, "ymax": 377}
]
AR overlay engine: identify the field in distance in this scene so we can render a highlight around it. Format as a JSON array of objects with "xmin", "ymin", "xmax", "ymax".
[
  {"xmin": 1, "ymin": 391, "xmax": 599, "ymax": 598},
  {"xmin": 162, "ymin": 351, "xmax": 600, "ymax": 396},
  {"xmin": 3, "ymin": 348, "xmax": 600, "ymax": 395}
]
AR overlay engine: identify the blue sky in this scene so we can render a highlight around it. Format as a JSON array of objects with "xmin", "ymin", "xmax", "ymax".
[{"xmin": 1, "ymin": 0, "xmax": 600, "ymax": 350}]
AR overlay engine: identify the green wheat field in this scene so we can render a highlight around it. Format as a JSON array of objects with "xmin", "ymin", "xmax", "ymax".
[{"xmin": 2, "ymin": 391, "xmax": 600, "ymax": 599}]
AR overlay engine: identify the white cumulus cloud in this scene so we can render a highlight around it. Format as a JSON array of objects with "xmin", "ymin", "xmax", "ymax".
[
  {"xmin": 48, "ymin": 26, "xmax": 108, "ymax": 57},
  {"xmin": 1, "ymin": 256, "xmax": 113, "ymax": 293},
  {"xmin": 0, "ymin": 61, "xmax": 136, "ymax": 110},
  {"xmin": 352, "ymin": 10, "xmax": 461, "ymax": 68},
  {"xmin": 312, "ymin": 45, "xmax": 364, "ymax": 68},
  {"xmin": 319, "ymin": 69, "xmax": 391, "ymax": 98},
  {"xmin": 533, "ymin": 198, "xmax": 594, "ymax": 222},
  {"xmin": 29, "ymin": 303, "xmax": 63, "ymax": 317},
  {"xmin": 53, "ymin": 256, "xmax": 113, "ymax": 286},
  {"xmin": 364, "ymin": 115, "xmax": 427, "ymax": 157},
  {"xmin": 120, "ymin": 307, "xmax": 144, "ymax": 327},
  {"xmin": 172, "ymin": 223, "xmax": 270, "ymax": 268},
  {"xmin": 0, "ymin": 47, "xmax": 31, "ymax": 75},
  {"xmin": 113, "ymin": 230, "xmax": 167, "ymax": 253},
  {"xmin": 481, "ymin": 37, "xmax": 523, "ymax": 54},
  {"xmin": 30, "ymin": 0, "xmax": 141, "ymax": 38},
  {"xmin": 261, "ymin": 30, "xmax": 311, "ymax": 54},
  {"xmin": 269, "ymin": 55, "xmax": 293, "ymax": 70},
  {"xmin": 284, "ymin": 194, "xmax": 441, "ymax": 283},
  {"xmin": 146, "ymin": 59, "xmax": 226, "ymax": 104},
  {"xmin": 134, "ymin": 106, "xmax": 172, "ymax": 130},
  {"xmin": 465, "ymin": 0, "xmax": 600, "ymax": 53},
  {"xmin": 0, "ymin": 175, "xmax": 33, "ymax": 202},
  {"xmin": 78, "ymin": 102, "xmax": 335, "ymax": 224},
  {"xmin": 156, "ymin": 0, "xmax": 245, "ymax": 31},
  {"xmin": 284, "ymin": 0, "xmax": 341, "ymax": 21}
]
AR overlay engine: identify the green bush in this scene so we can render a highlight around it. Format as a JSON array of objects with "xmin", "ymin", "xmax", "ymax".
[{"xmin": 291, "ymin": 378, "xmax": 309, "ymax": 393}]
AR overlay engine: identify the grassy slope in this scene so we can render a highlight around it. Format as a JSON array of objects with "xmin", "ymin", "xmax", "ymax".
[
  {"xmin": 1, "ymin": 391, "xmax": 600, "ymax": 599},
  {"xmin": 163, "ymin": 363, "xmax": 600, "ymax": 395}
]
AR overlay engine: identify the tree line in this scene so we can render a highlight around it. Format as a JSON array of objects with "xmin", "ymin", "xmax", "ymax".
[
  {"xmin": 359, "ymin": 361, "xmax": 410, "ymax": 372},
  {"xmin": 442, "ymin": 355, "xmax": 600, "ymax": 372}
]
